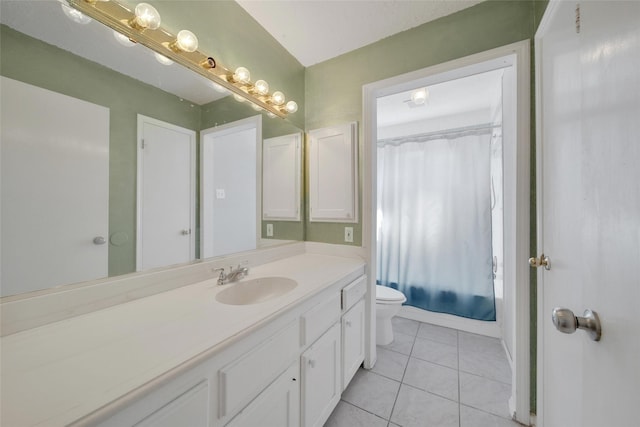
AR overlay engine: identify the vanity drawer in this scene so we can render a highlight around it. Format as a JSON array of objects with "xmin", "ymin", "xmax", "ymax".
[
  {"xmin": 301, "ymin": 292, "xmax": 341, "ymax": 347},
  {"xmin": 341, "ymin": 276, "xmax": 366, "ymax": 312},
  {"xmin": 219, "ymin": 320, "xmax": 299, "ymax": 419}
]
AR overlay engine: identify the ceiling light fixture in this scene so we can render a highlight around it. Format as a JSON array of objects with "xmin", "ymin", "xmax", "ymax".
[
  {"xmin": 65, "ymin": 0, "xmax": 298, "ymax": 118},
  {"xmin": 411, "ymin": 88, "xmax": 429, "ymax": 105}
]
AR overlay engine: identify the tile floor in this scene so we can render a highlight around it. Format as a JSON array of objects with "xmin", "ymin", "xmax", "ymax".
[{"xmin": 325, "ymin": 317, "xmax": 522, "ymax": 427}]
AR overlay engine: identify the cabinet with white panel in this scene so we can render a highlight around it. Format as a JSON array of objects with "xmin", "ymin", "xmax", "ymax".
[
  {"xmin": 301, "ymin": 323, "xmax": 341, "ymax": 427},
  {"xmin": 341, "ymin": 299, "xmax": 365, "ymax": 390},
  {"xmin": 263, "ymin": 133, "xmax": 302, "ymax": 221},
  {"xmin": 308, "ymin": 122, "xmax": 358, "ymax": 222}
]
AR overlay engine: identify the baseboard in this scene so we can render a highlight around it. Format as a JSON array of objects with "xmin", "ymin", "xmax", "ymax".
[{"xmin": 398, "ymin": 306, "xmax": 501, "ymax": 338}]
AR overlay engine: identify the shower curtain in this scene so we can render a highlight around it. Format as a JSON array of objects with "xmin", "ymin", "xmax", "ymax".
[{"xmin": 376, "ymin": 128, "xmax": 495, "ymax": 321}]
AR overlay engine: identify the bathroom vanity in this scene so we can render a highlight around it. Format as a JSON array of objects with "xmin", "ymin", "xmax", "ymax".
[{"xmin": 1, "ymin": 249, "xmax": 367, "ymax": 427}]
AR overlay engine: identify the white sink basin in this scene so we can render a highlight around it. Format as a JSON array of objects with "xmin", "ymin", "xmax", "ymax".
[{"xmin": 215, "ymin": 277, "xmax": 298, "ymax": 305}]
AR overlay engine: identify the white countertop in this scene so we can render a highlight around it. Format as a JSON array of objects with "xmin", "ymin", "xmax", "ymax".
[{"xmin": 0, "ymin": 253, "xmax": 365, "ymax": 427}]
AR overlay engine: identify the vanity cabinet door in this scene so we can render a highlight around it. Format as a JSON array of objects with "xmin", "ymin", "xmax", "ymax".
[
  {"xmin": 301, "ymin": 323, "xmax": 341, "ymax": 427},
  {"xmin": 308, "ymin": 122, "xmax": 358, "ymax": 222},
  {"xmin": 342, "ymin": 299, "xmax": 365, "ymax": 391},
  {"xmin": 133, "ymin": 381, "xmax": 209, "ymax": 427},
  {"xmin": 226, "ymin": 362, "xmax": 300, "ymax": 427}
]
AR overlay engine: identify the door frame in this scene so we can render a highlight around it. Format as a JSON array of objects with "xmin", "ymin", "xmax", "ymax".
[
  {"xmin": 199, "ymin": 115, "xmax": 262, "ymax": 259},
  {"xmin": 534, "ymin": 2, "xmax": 560, "ymax": 426},
  {"xmin": 362, "ymin": 40, "xmax": 531, "ymax": 424},
  {"xmin": 136, "ymin": 114, "xmax": 196, "ymax": 271}
]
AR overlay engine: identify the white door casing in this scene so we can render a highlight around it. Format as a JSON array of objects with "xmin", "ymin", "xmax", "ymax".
[
  {"xmin": 362, "ymin": 40, "xmax": 531, "ymax": 423},
  {"xmin": 535, "ymin": 2, "xmax": 640, "ymax": 426},
  {"xmin": 136, "ymin": 115, "xmax": 196, "ymax": 272},
  {"xmin": 1, "ymin": 77, "xmax": 109, "ymax": 296}
]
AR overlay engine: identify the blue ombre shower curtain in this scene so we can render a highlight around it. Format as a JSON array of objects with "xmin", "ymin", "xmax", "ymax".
[{"xmin": 376, "ymin": 130, "xmax": 495, "ymax": 321}]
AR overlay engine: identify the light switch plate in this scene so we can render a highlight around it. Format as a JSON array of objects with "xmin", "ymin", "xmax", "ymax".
[
  {"xmin": 344, "ymin": 227, "xmax": 353, "ymax": 243},
  {"xmin": 266, "ymin": 223, "xmax": 274, "ymax": 237}
]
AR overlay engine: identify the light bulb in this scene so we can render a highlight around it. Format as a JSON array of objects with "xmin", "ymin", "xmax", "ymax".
[
  {"xmin": 174, "ymin": 30, "xmax": 198, "ymax": 53},
  {"xmin": 285, "ymin": 101, "xmax": 298, "ymax": 114},
  {"xmin": 61, "ymin": 4, "xmax": 91, "ymax": 25},
  {"xmin": 271, "ymin": 91, "xmax": 285, "ymax": 106},
  {"xmin": 233, "ymin": 94, "xmax": 246, "ymax": 103},
  {"xmin": 251, "ymin": 104, "xmax": 263, "ymax": 111},
  {"xmin": 154, "ymin": 53, "xmax": 173, "ymax": 65},
  {"xmin": 113, "ymin": 31, "xmax": 136, "ymax": 47},
  {"xmin": 267, "ymin": 112, "xmax": 277, "ymax": 119},
  {"xmin": 132, "ymin": 3, "xmax": 161, "ymax": 30},
  {"xmin": 233, "ymin": 67, "xmax": 251, "ymax": 84},
  {"xmin": 254, "ymin": 80, "xmax": 269, "ymax": 95},
  {"xmin": 411, "ymin": 88, "xmax": 428, "ymax": 105}
]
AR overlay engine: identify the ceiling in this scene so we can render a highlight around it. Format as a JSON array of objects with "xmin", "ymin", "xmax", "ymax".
[{"xmin": 236, "ymin": 0, "xmax": 484, "ymax": 67}]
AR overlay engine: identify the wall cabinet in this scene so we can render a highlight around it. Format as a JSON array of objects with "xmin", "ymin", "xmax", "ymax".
[
  {"xmin": 263, "ymin": 133, "xmax": 302, "ymax": 221},
  {"xmin": 301, "ymin": 323, "xmax": 341, "ymax": 427},
  {"xmin": 308, "ymin": 122, "xmax": 358, "ymax": 223}
]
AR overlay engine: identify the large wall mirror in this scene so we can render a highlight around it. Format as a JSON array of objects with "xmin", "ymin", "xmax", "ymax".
[{"xmin": 0, "ymin": 0, "xmax": 304, "ymax": 298}]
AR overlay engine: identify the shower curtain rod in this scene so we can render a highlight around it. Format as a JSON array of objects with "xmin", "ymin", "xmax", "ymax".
[{"xmin": 377, "ymin": 122, "xmax": 501, "ymax": 146}]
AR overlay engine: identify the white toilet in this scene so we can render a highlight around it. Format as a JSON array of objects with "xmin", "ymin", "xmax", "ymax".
[{"xmin": 376, "ymin": 285, "xmax": 407, "ymax": 345}]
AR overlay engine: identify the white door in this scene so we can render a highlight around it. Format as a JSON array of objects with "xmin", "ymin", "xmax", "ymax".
[
  {"xmin": 137, "ymin": 115, "xmax": 195, "ymax": 271},
  {"xmin": 200, "ymin": 116, "xmax": 260, "ymax": 259},
  {"xmin": 1, "ymin": 77, "xmax": 109, "ymax": 296},
  {"xmin": 536, "ymin": 2, "xmax": 640, "ymax": 426}
]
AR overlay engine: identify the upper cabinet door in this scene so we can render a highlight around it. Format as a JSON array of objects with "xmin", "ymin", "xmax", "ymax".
[
  {"xmin": 308, "ymin": 122, "xmax": 358, "ymax": 223},
  {"xmin": 263, "ymin": 133, "xmax": 302, "ymax": 221}
]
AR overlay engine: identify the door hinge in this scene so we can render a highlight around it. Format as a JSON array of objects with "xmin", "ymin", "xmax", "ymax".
[
  {"xmin": 575, "ymin": 4, "xmax": 581, "ymax": 34},
  {"xmin": 141, "ymin": 139, "xmax": 145, "ymax": 149}
]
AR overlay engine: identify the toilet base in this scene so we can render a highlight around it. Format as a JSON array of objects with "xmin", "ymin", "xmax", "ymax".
[{"xmin": 376, "ymin": 316, "xmax": 395, "ymax": 346}]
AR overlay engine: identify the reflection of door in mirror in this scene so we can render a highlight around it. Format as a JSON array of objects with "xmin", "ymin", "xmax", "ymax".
[
  {"xmin": 136, "ymin": 115, "xmax": 196, "ymax": 271},
  {"xmin": 201, "ymin": 116, "xmax": 261, "ymax": 259},
  {"xmin": 1, "ymin": 76, "xmax": 109, "ymax": 297}
]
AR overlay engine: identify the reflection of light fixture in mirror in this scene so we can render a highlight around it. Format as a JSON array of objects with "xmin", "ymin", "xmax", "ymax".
[
  {"xmin": 267, "ymin": 112, "xmax": 277, "ymax": 118},
  {"xmin": 254, "ymin": 80, "xmax": 269, "ymax": 96},
  {"xmin": 285, "ymin": 101, "xmax": 298, "ymax": 114},
  {"xmin": 130, "ymin": 3, "xmax": 161, "ymax": 30},
  {"xmin": 211, "ymin": 82, "xmax": 227, "ymax": 93},
  {"xmin": 233, "ymin": 67, "xmax": 251, "ymax": 84},
  {"xmin": 233, "ymin": 94, "xmax": 246, "ymax": 103},
  {"xmin": 271, "ymin": 91, "xmax": 285, "ymax": 106},
  {"xmin": 61, "ymin": 3, "xmax": 91, "ymax": 24},
  {"xmin": 66, "ymin": 0, "xmax": 297, "ymax": 118},
  {"xmin": 251, "ymin": 104, "xmax": 263, "ymax": 111},
  {"xmin": 113, "ymin": 30, "xmax": 136, "ymax": 47},
  {"xmin": 154, "ymin": 53, "xmax": 173, "ymax": 65},
  {"xmin": 411, "ymin": 88, "xmax": 429, "ymax": 105},
  {"xmin": 170, "ymin": 30, "xmax": 198, "ymax": 53}
]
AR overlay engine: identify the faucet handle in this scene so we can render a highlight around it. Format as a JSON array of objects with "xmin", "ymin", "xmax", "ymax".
[{"xmin": 213, "ymin": 267, "xmax": 225, "ymax": 277}]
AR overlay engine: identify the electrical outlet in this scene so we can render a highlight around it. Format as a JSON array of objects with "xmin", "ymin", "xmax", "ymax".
[
  {"xmin": 344, "ymin": 227, "xmax": 353, "ymax": 243},
  {"xmin": 266, "ymin": 223, "xmax": 274, "ymax": 237}
]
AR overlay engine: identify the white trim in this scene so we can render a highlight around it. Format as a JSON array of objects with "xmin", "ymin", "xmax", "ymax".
[
  {"xmin": 199, "ymin": 115, "xmax": 263, "ymax": 259},
  {"xmin": 362, "ymin": 40, "xmax": 531, "ymax": 424},
  {"xmin": 136, "ymin": 114, "xmax": 196, "ymax": 272},
  {"xmin": 533, "ymin": 2, "xmax": 561, "ymax": 426}
]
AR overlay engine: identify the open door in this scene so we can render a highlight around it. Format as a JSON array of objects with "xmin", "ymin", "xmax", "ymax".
[{"xmin": 535, "ymin": 2, "xmax": 640, "ymax": 426}]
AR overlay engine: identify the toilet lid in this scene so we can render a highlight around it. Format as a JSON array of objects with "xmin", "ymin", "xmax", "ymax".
[{"xmin": 376, "ymin": 285, "xmax": 406, "ymax": 302}]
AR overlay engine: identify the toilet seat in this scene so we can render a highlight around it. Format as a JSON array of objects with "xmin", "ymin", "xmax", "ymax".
[{"xmin": 376, "ymin": 285, "xmax": 406, "ymax": 303}]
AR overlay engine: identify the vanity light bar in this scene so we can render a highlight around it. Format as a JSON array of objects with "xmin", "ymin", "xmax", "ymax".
[{"xmin": 67, "ymin": 0, "xmax": 294, "ymax": 118}]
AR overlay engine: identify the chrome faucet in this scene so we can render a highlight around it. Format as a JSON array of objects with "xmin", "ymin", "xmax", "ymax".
[{"xmin": 213, "ymin": 265, "xmax": 249, "ymax": 286}]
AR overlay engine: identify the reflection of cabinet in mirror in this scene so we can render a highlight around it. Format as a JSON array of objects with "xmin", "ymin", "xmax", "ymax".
[
  {"xmin": 136, "ymin": 115, "xmax": 196, "ymax": 271},
  {"xmin": 0, "ymin": 76, "xmax": 109, "ymax": 297},
  {"xmin": 200, "ymin": 116, "xmax": 262, "ymax": 259},
  {"xmin": 308, "ymin": 122, "xmax": 358, "ymax": 223},
  {"xmin": 263, "ymin": 133, "xmax": 302, "ymax": 222}
]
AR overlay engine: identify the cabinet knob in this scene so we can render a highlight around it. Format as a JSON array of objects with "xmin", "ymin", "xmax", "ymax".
[
  {"xmin": 308, "ymin": 359, "xmax": 316, "ymax": 368},
  {"xmin": 345, "ymin": 320, "xmax": 352, "ymax": 327}
]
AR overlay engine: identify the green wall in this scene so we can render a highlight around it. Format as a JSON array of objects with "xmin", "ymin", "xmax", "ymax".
[{"xmin": 303, "ymin": 0, "xmax": 548, "ymax": 412}]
